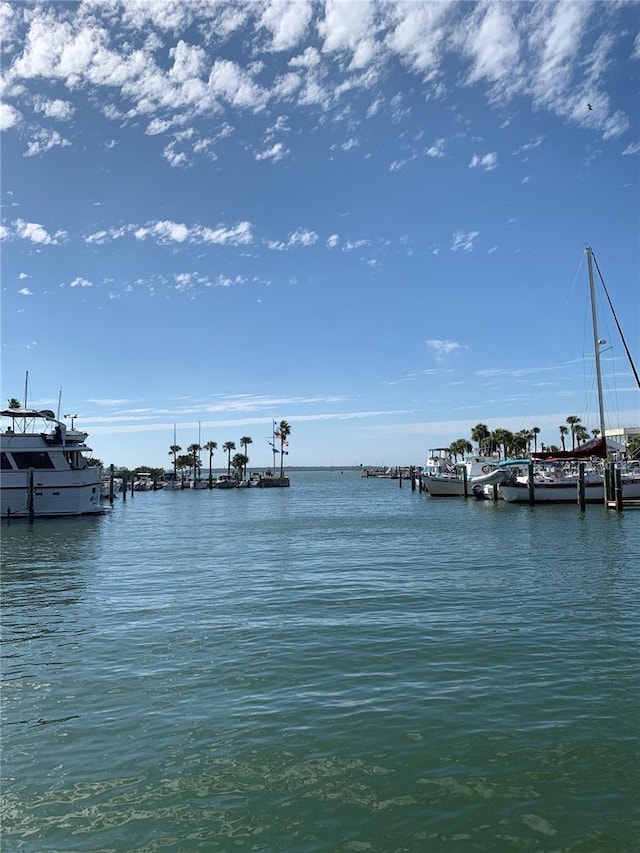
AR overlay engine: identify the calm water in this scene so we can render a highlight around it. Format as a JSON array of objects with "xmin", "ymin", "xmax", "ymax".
[{"xmin": 1, "ymin": 471, "xmax": 639, "ymax": 852}]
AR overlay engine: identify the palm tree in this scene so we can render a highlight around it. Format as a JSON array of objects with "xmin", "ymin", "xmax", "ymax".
[
  {"xmin": 7, "ymin": 397, "xmax": 21, "ymax": 409},
  {"xmin": 187, "ymin": 443, "xmax": 201, "ymax": 480},
  {"xmin": 175, "ymin": 454, "xmax": 192, "ymax": 476},
  {"xmin": 231, "ymin": 453, "xmax": 248, "ymax": 480},
  {"xmin": 574, "ymin": 425, "xmax": 589, "ymax": 447},
  {"xmin": 168, "ymin": 443, "xmax": 182, "ymax": 478},
  {"xmin": 240, "ymin": 436, "xmax": 252, "ymax": 478},
  {"xmin": 491, "ymin": 428, "xmax": 513, "ymax": 459},
  {"xmin": 471, "ymin": 423, "xmax": 491, "ymax": 454},
  {"xmin": 449, "ymin": 439, "xmax": 472, "ymax": 461},
  {"xmin": 532, "ymin": 427, "xmax": 540, "ymax": 453},
  {"xmin": 223, "ymin": 441, "xmax": 236, "ymax": 475},
  {"xmin": 204, "ymin": 441, "xmax": 217, "ymax": 487},
  {"xmin": 276, "ymin": 420, "xmax": 291, "ymax": 478},
  {"xmin": 513, "ymin": 430, "xmax": 530, "ymax": 456},
  {"xmin": 559, "ymin": 425, "xmax": 568, "ymax": 451},
  {"xmin": 566, "ymin": 415, "xmax": 581, "ymax": 451}
]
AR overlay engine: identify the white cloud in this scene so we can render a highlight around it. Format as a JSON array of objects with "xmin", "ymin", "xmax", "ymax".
[
  {"xmin": 461, "ymin": 1, "xmax": 523, "ymax": 97},
  {"xmin": 0, "ymin": 102, "xmax": 22, "ymax": 130},
  {"xmin": 602, "ymin": 110, "xmax": 629, "ymax": 140},
  {"xmin": 425, "ymin": 339, "xmax": 466, "ymax": 360},
  {"xmin": 288, "ymin": 229, "xmax": 318, "ymax": 247},
  {"xmin": 469, "ymin": 152, "xmax": 497, "ymax": 171},
  {"xmin": 24, "ymin": 128, "xmax": 70, "ymax": 156},
  {"xmin": 450, "ymin": 231, "xmax": 479, "ymax": 252},
  {"xmin": 14, "ymin": 219, "xmax": 66, "ymax": 244},
  {"xmin": 318, "ymin": 0, "xmax": 377, "ymax": 59},
  {"xmin": 256, "ymin": 142, "xmax": 288, "ymax": 161},
  {"xmin": 259, "ymin": 0, "xmax": 313, "ymax": 52},
  {"xmin": 425, "ymin": 138, "xmax": 445, "ymax": 158},
  {"xmin": 387, "ymin": 2, "xmax": 449, "ymax": 77},
  {"xmin": 267, "ymin": 229, "xmax": 318, "ymax": 250},
  {"xmin": 135, "ymin": 220, "xmax": 190, "ymax": 243},
  {"xmin": 70, "ymin": 277, "xmax": 92, "ymax": 288},
  {"xmin": 33, "ymin": 96, "xmax": 74, "ymax": 120},
  {"xmin": 326, "ymin": 234, "xmax": 339, "ymax": 248},
  {"xmin": 18, "ymin": 287, "xmax": 33, "ymax": 296},
  {"xmin": 208, "ymin": 59, "xmax": 267, "ymax": 111},
  {"xmin": 197, "ymin": 221, "xmax": 253, "ymax": 245},
  {"xmin": 343, "ymin": 239, "xmax": 370, "ymax": 251},
  {"xmin": 622, "ymin": 142, "xmax": 640, "ymax": 156}
]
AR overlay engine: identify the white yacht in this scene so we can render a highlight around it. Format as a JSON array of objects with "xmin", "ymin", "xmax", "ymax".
[{"xmin": 1, "ymin": 408, "xmax": 102, "ymax": 518}]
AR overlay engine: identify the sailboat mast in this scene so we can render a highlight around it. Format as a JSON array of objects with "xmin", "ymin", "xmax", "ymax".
[
  {"xmin": 587, "ymin": 246, "xmax": 607, "ymax": 444},
  {"xmin": 272, "ymin": 420, "xmax": 277, "ymax": 470}
]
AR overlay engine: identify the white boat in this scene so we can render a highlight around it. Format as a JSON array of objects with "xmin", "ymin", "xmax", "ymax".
[
  {"xmin": 1, "ymin": 408, "xmax": 102, "ymax": 518},
  {"xmin": 214, "ymin": 473, "xmax": 237, "ymax": 489},
  {"xmin": 162, "ymin": 472, "xmax": 183, "ymax": 490},
  {"xmin": 423, "ymin": 452, "xmax": 509, "ymax": 497},
  {"xmin": 499, "ymin": 247, "xmax": 640, "ymax": 504},
  {"xmin": 133, "ymin": 472, "xmax": 156, "ymax": 491},
  {"xmin": 100, "ymin": 474, "xmax": 123, "ymax": 499},
  {"xmin": 189, "ymin": 477, "xmax": 210, "ymax": 489},
  {"xmin": 498, "ymin": 453, "xmax": 640, "ymax": 503}
]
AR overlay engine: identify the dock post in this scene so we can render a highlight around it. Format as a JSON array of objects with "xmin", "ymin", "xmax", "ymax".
[
  {"xmin": 109, "ymin": 463, "xmax": 115, "ymax": 502},
  {"xmin": 398, "ymin": 468, "xmax": 402, "ymax": 488},
  {"xmin": 491, "ymin": 484, "xmax": 499, "ymax": 501},
  {"xmin": 614, "ymin": 467, "xmax": 623, "ymax": 511},
  {"xmin": 462, "ymin": 466, "xmax": 468, "ymax": 498},
  {"xmin": 122, "ymin": 472, "xmax": 127, "ymax": 501},
  {"xmin": 27, "ymin": 467, "xmax": 35, "ymax": 522},
  {"xmin": 577, "ymin": 462, "xmax": 586, "ymax": 510},
  {"xmin": 411, "ymin": 466, "xmax": 416, "ymax": 491},
  {"xmin": 527, "ymin": 462, "xmax": 535, "ymax": 505}
]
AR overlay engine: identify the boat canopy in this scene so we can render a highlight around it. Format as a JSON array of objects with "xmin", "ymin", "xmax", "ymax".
[
  {"xmin": 1, "ymin": 407, "xmax": 59, "ymax": 421},
  {"xmin": 532, "ymin": 437, "xmax": 607, "ymax": 461}
]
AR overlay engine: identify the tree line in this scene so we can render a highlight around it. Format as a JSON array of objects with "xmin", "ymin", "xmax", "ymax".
[
  {"xmin": 169, "ymin": 420, "xmax": 292, "ymax": 481},
  {"xmin": 448, "ymin": 417, "xmax": 608, "ymax": 461}
]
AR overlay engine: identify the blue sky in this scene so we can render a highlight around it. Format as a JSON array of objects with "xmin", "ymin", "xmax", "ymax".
[{"xmin": 2, "ymin": 0, "xmax": 639, "ymax": 469}]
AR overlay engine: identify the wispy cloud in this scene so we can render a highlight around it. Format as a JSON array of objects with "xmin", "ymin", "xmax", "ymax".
[
  {"xmin": 450, "ymin": 231, "xmax": 479, "ymax": 252},
  {"xmin": 469, "ymin": 152, "xmax": 498, "ymax": 171},
  {"xmin": 425, "ymin": 339, "xmax": 466, "ymax": 360}
]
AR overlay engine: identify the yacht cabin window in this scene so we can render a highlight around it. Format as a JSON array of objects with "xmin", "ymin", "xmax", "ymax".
[{"xmin": 12, "ymin": 451, "xmax": 56, "ymax": 470}]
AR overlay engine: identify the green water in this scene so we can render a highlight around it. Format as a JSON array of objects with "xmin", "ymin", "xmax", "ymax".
[{"xmin": 1, "ymin": 471, "xmax": 638, "ymax": 851}]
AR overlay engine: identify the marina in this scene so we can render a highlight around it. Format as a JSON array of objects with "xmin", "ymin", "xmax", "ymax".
[{"xmin": 2, "ymin": 469, "xmax": 638, "ymax": 851}]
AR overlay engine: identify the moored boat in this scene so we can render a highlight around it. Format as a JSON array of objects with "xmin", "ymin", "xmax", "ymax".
[
  {"xmin": 423, "ymin": 452, "xmax": 509, "ymax": 497},
  {"xmin": 1, "ymin": 408, "xmax": 102, "ymax": 518},
  {"xmin": 100, "ymin": 474, "xmax": 123, "ymax": 499},
  {"xmin": 214, "ymin": 473, "xmax": 237, "ymax": 489},
  {"xmin": 133, "ymin": 472, "xmax": 156, "ymax": 491},
  {"xmin": 498, "ymin": 449, "xmax": 640, "ymax": 503},
  {"xmin": 499, "ymin": 247, "xmax": 640, "ymax": 505}
]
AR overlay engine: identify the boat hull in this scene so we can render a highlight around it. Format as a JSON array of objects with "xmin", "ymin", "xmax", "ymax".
[
  {"xmin": 424, "ymin": 468, "xmax": 508, "ymax": 497},
  {"xmin": 2, "ymin": 470, "xmax": 102, "ymax": 518},
  {"xmin": 256, "ymin": 476, "xmax": 290, "ymax": 488},
  {"xmin": 500, "ymin": 477, "xmax": 640, "ymax": 503}
]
